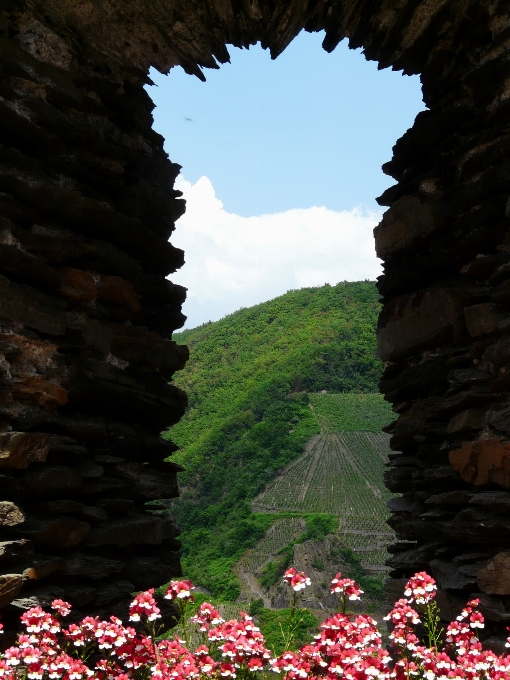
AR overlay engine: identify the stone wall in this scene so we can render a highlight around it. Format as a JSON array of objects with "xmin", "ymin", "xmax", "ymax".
[
  {"xmin": 0, "ymin": 2, "xmax": 189, "ymax": 634},
  {"xmin": 1, "ymin": 0, "xmax": 510, "ymax": 644}
]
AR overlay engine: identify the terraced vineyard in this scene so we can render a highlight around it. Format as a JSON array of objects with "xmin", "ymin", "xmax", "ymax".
[
  {"xmin": 309, "ymin": 393, "xmax": 392, "ymax": 433},
  {"xmin": 250, "ymin": 395, "xmax": 395, "ymax": 573},
  {"xmin": 236, "ymin": 517, "xmax": 306, "ymax": 574}
]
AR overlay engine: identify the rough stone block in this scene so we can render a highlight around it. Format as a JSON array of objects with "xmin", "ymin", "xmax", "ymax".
[
  {"xmin": 12, "ymin": 375, "xmax": 68, "ymax": 407},
  {"xmin": 93, "ymin": 580, "xmax": 134, "ymax": 607},
  {"xmin": 374, "ymin": 195, "xmax": 444, "ymax": 259},
  {"xmin": 478, "ymin": 552, "xmax": 510, "ymax": 595},
  {"xmin": 85, "ymin": 515, "xmax": 179, "ymax": 548},
  {"xmin": 491, "ymin": 278, "xmax": 510, "ymax": 304},
  {"xmin": 0, "ymin": 502, "xmax": 25, "ymax": 526},
  {"xmin": 20, "ymin": 466, "xmax": 82, "ymax": 496},
  {"xmin": 489, "ymin": 406, "xmax": 510, "ymax": 433},
  {"xmin": 0, "ymin": 432, "xmax": 50, "ymax": 469},
  {"xmin": 63, "ymin": 553, "xmax": 124, "ymax": 579},
  {"xmin": 10, "ymin": 586, "xmax": 66, "ymax": 612},
  {"xmin": 120, "ymin": 556, "xmax": 173, "ymax": 591},
  {"xmin": 0, "ymin": 539, "xmax": 33, "ymax": 561},
  {"xmin": 449, "ymin": 439, "xmax": 510, "ymax": 486},
  {"xmin": 483, "ymin": 338, "xmax": 510, "ymax": 368},
  {"xmin": 443, "ymin": 508, "xmax": 510, "ymax": 544},
  {"xmin": 470, "ymin": 491, "xmax": 510, "ymax": 513},
  {"xmin": 82, "ymin": 319, "xmax": 112, "ymax": 355},
  {"xmin": 23, "ymin": 555, "xmax": 65, "ymax": 580},
  {"xmin": 465, "ymin": 303, "xmax": 506, "ymax": 337},
  {"xmin": 63, "ymin": 585, "xmax": 97, "ymax": 607},
  {"xmin": 377, "ymin": 288, "xmax": 466, "ymax": 361},
  {"xmin": 15, "ymin": 517, "xmax": 90, "ymax": 548},
  {"xmin": 113, "ymin": 461, "xmax": 179, "ymax": 499},
  {"xmin": 110, "ymin": 325, "xmax": 188, "ymax": 377},
  {"xmin": 97, "ymin": 276, "xmax": 140, "ymax": 312},
  {"xmin": 447, "ymin": 408, "xmax": 486, "ymax": 433},
  {"xmin": 80, "ymin": 506, "xmax": 108, "ymax": 523},
  {"xmin": 75, "ymin": 461, "xmax": 104, "ymax": 478},
  {"xmin": 0, "ymin": 242, "xmax": 59, "ymax": 290},
  {"xmin": 0, "ymin": 573, "xmax": 23, "ymax": 607},
  {"xmin": 0, "ymin": 274, "xmax": 66, "ymax": 335},
  {"xmin": 426, "ymin": 490, "xmax": 474, "ymax": 505},
  {"xmin": 430, "ymin": 558, "xmax": 479, "ymax": 590},
  {"xmin": 57, "ymin": 267, "xmax": 97, "ymax": 301},
  {"xmin": 33, "ymin": 500, "xmax": 85, "ymax": 514}
]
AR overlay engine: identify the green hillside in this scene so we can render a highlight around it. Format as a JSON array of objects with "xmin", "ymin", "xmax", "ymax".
[{"xmin": 165, "ymin": 281, "xmax": 384, "ymax": 600}]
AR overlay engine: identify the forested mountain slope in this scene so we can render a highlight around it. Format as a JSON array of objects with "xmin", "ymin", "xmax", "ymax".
[{"xmin": 164, "ymin": 282, "xmax": 386, "ymax": 599}]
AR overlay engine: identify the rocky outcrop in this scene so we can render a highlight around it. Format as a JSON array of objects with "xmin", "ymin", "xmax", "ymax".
[{"xmin": 1, "ymin": 0, "xmax": 510, "ymax": 643}]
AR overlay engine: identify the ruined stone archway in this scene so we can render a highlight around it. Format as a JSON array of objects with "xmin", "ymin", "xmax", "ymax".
[{"xmin": 1, "ymin": 0, "xmax": 510, "ymax": 644}]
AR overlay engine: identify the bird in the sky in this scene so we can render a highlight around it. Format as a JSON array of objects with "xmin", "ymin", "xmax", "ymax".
[{"xmin": 185, "ymin": 117, "xmax": 193, "ymax": 122}]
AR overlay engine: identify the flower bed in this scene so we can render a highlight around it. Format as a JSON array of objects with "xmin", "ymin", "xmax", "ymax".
[{"xmin": 0, "ymin": 569, "xmax": 508, "ymax": 679}]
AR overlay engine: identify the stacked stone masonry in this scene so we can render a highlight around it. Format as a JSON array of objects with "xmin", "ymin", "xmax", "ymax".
[
  {"xmin": 1, "ymin": 0, "xmax": 510, "ymax": 646},
  {"xmin": 0, "ymin": 0, "xmax": 190, "ymax": 637}
]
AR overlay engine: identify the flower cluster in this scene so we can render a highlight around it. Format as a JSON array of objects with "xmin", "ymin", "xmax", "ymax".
[
  {"xmin": 282, "ymin": 567, "xmax": 311, "ymax": 592},
  {"xmin": 0, "ymin": 571, "xmax": 509, "ymax": 679},
  {"xmin": 164, "ymin": 579, "xmax": 195, "ymax": 601},
  {"xmin": 190, "ymin": 603, "xmax": 225, "ymax": 632},
  {"xmin": 128, "ymin": 588, "xmax": 161, "ymax": 622},
  {"xmin": 271, "ymin": 610, "xmax": 389, "ymax": 678},
  {"xmin": 403, "ymin": 571, "xmax": 437, "ymax": 605},
  {"xmin": 208, "ymin": 611, "xmax": 271, "ymax": 673},
  {"xmin": 330, "ymin": 572, "xmax": 364, "ymax": 600}
]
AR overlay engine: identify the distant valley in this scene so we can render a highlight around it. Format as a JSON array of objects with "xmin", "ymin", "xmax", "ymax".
[{"xmin": 164, "ymin": 282, "xmax": 393, "ymax": 616}]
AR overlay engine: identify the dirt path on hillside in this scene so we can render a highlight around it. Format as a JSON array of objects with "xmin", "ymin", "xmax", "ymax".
[{"xmin": 237, "ymin": 569, "xmax": 272, "ymax": 608}]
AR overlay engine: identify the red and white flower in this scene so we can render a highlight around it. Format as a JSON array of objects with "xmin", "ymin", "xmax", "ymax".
[{"xmin": 283, "ymin": 567, "xmax": 311, "ymax": 591}]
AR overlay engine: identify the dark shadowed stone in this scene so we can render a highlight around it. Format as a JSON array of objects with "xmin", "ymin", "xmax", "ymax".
[
  {"xmin": 0, "ymin": 539, "xmax": 33, "ymax": 561},
  {"xmin": 426, "ymin": 490, "xmax": 475, "ymax": 505},
  {"xmin": 10, "ymin": 586, "xmax": 66, "ymax": 611},
  {"xmin": 22, "ymin": 555, "xmax": 65, "ymax": 580},
  {"xmin": 489, "ymin": 406, "xmax": 510, "ymax": 433},
  {"xmin": 444, "ymin": 508, "xmax": 510, "ymax": 544},
  {"xmin": 20, "ymin": 466, "xmax": 82, "ymax": 496},
  {"xmin": 0, "ymin": 432, "xmax": 51, "ymax": 469},
  {"xmin": 33, "ymin": 500, "xmax": 85, "ymax": 514},
  {"xmin": 14, "ymin": 517, "xmax": 90, "ymax": 548},
  {"xmin": 93, "ymin": 580, "xmax": 135, "ymax": 607},
  {"xmin": 0, "ymin": 574, "xmax": 23, "ymax": 607},
  {"xmin": 469, "ymin": 491, "xmax": 510, "ymax": 513},
  {"xmin": 63, "ymin": 553, "xmax": 124, "ymax": 579},
  {"xmin": 430, "ymin": 559, "xmax": 481, "ymax": 590},
  {"xmin": 465, "ymin": 303, "xmax": 506, "ymax": 337},
  {"xmin": 85, "ymin": 514, "xmax": 179, "ymax": 548},
  {"xmin": 120, "ymin": 556, "xmax": 173, "ymax": 591},
  {"xmin": 0, "ymin": 275, "xmax": 66, "ymax": 335}
]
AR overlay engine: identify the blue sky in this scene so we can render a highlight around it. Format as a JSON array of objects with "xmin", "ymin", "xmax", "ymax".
[{"xmin": 147, "ymin": 32, "xmax": 424, "ymax": 328}]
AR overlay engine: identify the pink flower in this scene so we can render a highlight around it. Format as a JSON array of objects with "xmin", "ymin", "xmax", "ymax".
[
  {"xmin": 51, "ymin": 600, "xmax": 72, "ymax": 617},
  {"xmin": 128, "ymin": 589, "xmax": 161, "ymax": 622},
  {"xmin": 384, "ymin": 599, "xmax": 421, "ymax": 626},
  {"xmin": 190, "ymin": 602, "xmax": 224, "ymax": 630},
  {"xmin": 469, "ymin": 611, "xmax": 485, "ymax": 629},
  {"xmin": 330, "ymin": 572, "xmax": 364, "ymax": 600},
  {"xmin": 220, "ymin": 662, "xmax": 237, "ymax": 677},
  {"xmin": 404, "ymin": 572, "xmax": 437, "ymax": 605},
  {"xmin": 283, "ymin": 567, "xmax": 311, "ymax": 591},
  {"xmin": 164, "ymin": 579, "xmax": 195, "ymax": 601},
  {"xmin": 3, "ymin": 648, "xmax": 21, "ymax": 667}
]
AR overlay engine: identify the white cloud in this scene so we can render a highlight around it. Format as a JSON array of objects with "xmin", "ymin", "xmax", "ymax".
[{"xmin": 169, "ymin": 176, "xmax": 383, "ymax": 329}]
